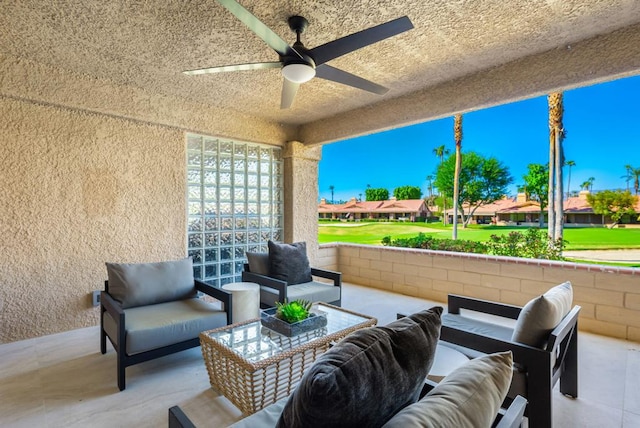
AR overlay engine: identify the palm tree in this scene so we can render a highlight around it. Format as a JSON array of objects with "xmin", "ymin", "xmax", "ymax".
[
  {"xmin": 564, "ymin": 160, "xmax": 575, "ymax": 199},
  {"xmin": 622, "ymin": 165, "xmax": 633, "ymax": 192},
  {"xmin": 452, "ymin": 114, "xmax": 463, "ymax": 239},
  {"xmin": 547, "ymin": 92, "xmax": 565, "ymax": 245},
  {"xmin": 433, "ymin": 145, "xmax": 450, "ymax": 224},
  {"xmin": 329, "ymin": 185, "xmax": 335, "ymax": 204},
  {"xmin": 433, "ymin": 145, "xmax": 450, "ymax": 164},
  {"xmin": 580, "ymin": 178, "xmax": 595, "ymax": 192},
  {"xmin": 629, "ymin": 167, "xmax": 640, "ymax": 195},
  {"xmin": 425, "ymin": 175, "xmax": 434, "ymax": 199}
]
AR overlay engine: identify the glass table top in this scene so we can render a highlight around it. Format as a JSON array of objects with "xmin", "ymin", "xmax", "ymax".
[{"xmin": 202, "ymin": 303, "xmax": 374, "ymax": 363}]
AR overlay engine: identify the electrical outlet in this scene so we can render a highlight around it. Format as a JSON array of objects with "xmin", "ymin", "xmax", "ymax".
[{"xmin": 92, "ymin": 290, "xmax": 101, "ymax": 307}]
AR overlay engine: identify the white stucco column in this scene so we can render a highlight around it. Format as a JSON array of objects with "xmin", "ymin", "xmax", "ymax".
[{"xmin": 283, "ymin": 141, "xmax": 322, "ymax": 264}]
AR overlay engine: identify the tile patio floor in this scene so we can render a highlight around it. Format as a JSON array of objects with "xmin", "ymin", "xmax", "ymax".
[{"xmin": 1, "ymin": 283, "xmax": 639, "ymax": 427}]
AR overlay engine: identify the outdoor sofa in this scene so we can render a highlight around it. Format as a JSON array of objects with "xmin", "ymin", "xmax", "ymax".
[{"xmin": 169, "ymin": 307, "xmax": 527, "ymax": 427}]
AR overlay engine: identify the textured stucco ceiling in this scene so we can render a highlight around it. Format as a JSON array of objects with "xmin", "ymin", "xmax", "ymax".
[{"xmin": 2, "ymin": 0, "xmax": 640, "ymax": 144}]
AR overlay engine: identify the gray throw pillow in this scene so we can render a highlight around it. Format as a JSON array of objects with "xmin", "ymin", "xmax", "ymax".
[
  {"xmin": 382, "ymin": 351, "xmax": 513, "ymax": 428},
  {"xmin": 276, "ymin": 307, "xmax": 443, "ymax": 428},
  {"xmin": 105, "ymin": 258, "xmax": 196, "ymax": 309},
  {"xmin": 246, "ymin": 251, "xmax": 270, "ymax": 275},
  {"xmin": 511, "ymin": 281, "xmax": 573, "ymax": 348},
  {"xmin": 268, "ymin": 241, "xmax": 312, "ymax": 285}
]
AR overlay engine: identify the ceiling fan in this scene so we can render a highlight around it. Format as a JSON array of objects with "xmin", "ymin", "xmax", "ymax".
[{"xmin": 183, "ymin": 0, "xmax": 413, "ymax": 109}]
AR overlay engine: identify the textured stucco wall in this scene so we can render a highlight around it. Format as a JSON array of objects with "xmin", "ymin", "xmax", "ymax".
[
  {"xmin": 0, "ymin": 52, "xmax": 296, "ymax": 146},
  {"xmin": 0, "ymin": 96, "xmax": 188, "ymax": 343},
  {"xmin": 283, "ymin": 141, "xmax": 322, "ymax": 264}
]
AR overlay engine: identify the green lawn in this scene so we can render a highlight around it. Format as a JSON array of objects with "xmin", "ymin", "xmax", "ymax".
[{"xmin": 318, "ymin": 221, "xmax": 640, "ymax": 250}]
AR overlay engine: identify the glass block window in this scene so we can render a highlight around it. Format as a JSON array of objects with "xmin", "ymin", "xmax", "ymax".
[{"xmin": 187, "ymin": 134, "xmax": 283, "ymax": 286}]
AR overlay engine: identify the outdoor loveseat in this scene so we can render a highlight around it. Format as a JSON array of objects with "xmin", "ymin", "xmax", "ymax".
[
  {"xmin": 100, "ymin": 258, "xmax": 232, "ymax": 391},
  {"xmin": 169, "ymin": 307, "xmax": 527, "ymax": 428}
]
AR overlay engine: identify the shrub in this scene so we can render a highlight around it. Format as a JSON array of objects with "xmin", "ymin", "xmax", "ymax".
[
  {"xmin": 486, "ymin": 228, "xmax": 565, "ymax": 260},
  {"xmin": 382, "ymin": 233, "xmax": 487, "ymax": 254},
  {"xmin": 381, "ymin": 228, "xmax": 565, "ymax": 260}
]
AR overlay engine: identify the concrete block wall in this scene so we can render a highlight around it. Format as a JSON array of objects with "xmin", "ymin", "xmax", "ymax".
[{"xmin": 318, "ymin": 243, "xmax": 640, "ymax": 342}]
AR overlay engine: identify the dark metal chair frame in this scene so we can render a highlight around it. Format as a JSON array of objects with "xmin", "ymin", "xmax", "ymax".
[
  {"xmin": 100, "ymin": 279, "xmax": 232, "ymax": 391},
  {"xmin": 440, "ymin": 294, "xmax": 580, "ymax": 428},
  {"xmin": 241, "ymin": 264, "xmax": 342, "ymax": 308},
  {"xmin": 167, "ymin": 381, "xmax": 527, "ymax": 428}
]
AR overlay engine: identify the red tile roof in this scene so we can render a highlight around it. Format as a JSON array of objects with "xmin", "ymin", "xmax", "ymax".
[
  {"xmin": 447, "ymin": 197, "xmax": 520, "ymax": 215},
  {"xmin": 376, "ymin": 199, "xmax": 426, "ymax": 213},
  {"xmin": 445, "ymin": 192, "xmax": 640, "ymax": 215},
  {"xmin": 318, "ymin": 198, "xmax": 427, "ymax": 214},
  {"xmin": 338, "ymin": 200, "xmax": 384, "ymax": 213}
]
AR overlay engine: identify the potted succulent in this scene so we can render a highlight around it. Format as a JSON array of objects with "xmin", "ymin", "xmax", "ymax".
[{"xmin": 261, "ymin": 299, "xmax": 327, "ymax": 336}]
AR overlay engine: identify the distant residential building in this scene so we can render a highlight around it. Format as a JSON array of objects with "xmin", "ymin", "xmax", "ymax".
[
  {"xmin": 318, "ymin": 197, "xmax": 430, "ymax": 222},
  {"xmin": 444, "ymin": 191, "xmax": 640, "ymax": 226}
]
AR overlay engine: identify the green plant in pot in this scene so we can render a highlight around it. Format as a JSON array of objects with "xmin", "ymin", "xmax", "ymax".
[{"xmin": 275, "ymin": 299, "xmax": 312, "ymax": 323}]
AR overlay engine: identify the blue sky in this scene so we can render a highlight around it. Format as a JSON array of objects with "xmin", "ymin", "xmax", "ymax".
[{"xmin": 319, "ymin": 74, "xmax": 640, "ymax": 203}]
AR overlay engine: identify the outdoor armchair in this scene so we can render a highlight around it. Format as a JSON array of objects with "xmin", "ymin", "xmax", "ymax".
[
  {"xmin": 241, "ymin": 241, "xmax": 341, "ymax": 308},
  {"xmin": 100, "ymin": 258, "xmax": 232, "ymax": 391},
  {"xmin": 439, "ymin": 282, "xmax": 579, "ymax": 428}
]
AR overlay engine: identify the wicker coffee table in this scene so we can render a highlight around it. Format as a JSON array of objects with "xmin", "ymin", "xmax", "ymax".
[{"xmin": 199, "ymin": 303, "xmax": 377, "ymax": 415}]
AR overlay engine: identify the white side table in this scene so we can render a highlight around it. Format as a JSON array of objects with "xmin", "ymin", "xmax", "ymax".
[
  {"xmin": 427, "ymin": 343, "xmax": 470, "ymax": 382},
  {"xmin": 222, "ymin": 282, "xmax": 260, "ymax": 323}
]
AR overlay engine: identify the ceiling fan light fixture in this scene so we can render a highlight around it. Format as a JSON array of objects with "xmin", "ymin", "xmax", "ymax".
[{"xmin": 282, "ymin": 63, "xmax": 316, "ymax": 83}]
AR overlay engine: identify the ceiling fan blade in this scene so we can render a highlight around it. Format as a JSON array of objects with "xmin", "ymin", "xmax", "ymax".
[
  {"xmin": 216, "ymin": 0, "xmax": 302, "ymax": 59},
  {"xmin": 315, "ymin": 64, "xmax": 388, "ymax": 95},
  {"xmin": 183, "ymin": 61, "xmax": 281, "ymax": 75},
  {"xmin": 310, "ymin": 16, "xmax": 413, "ymax": 66},
  {"xmin": 281, "ymin": 78, "xmax": 300, "ymax": 109}
]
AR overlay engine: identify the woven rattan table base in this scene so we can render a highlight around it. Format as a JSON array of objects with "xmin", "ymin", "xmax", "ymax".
[{"xmin": 200, "ymin": 304, "xmax": 376, "ymax": 414}]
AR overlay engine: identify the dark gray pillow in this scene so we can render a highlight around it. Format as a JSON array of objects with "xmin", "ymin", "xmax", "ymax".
[
  {"xmin": 268, "ymin": 241, "xmax": 312, "ymax": 285},
  {"xmin": 276, "ymin": 307, "xmax": 443, "ymax": 428},
  {"xmin": 246, "ymin": 251, "xmax": 270, "ymax": 275},
  {"xmin": 105, "ymin": 258, "xmax": 196, "ymax": 309}
]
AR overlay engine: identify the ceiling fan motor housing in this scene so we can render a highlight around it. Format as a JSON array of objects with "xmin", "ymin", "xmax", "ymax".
[{"xmin": 288, "ymin": 15, "xmax": 309, "ymax": 34}]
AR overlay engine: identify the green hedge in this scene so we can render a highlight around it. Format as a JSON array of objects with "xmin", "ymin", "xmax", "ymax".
[
  {"xmin": 381, "ymin": 233, "xmax": 488, "ymax": 254},
  {"xmin": 381, "ymin": 228, "xmax": 565, "ymax": 260}
]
